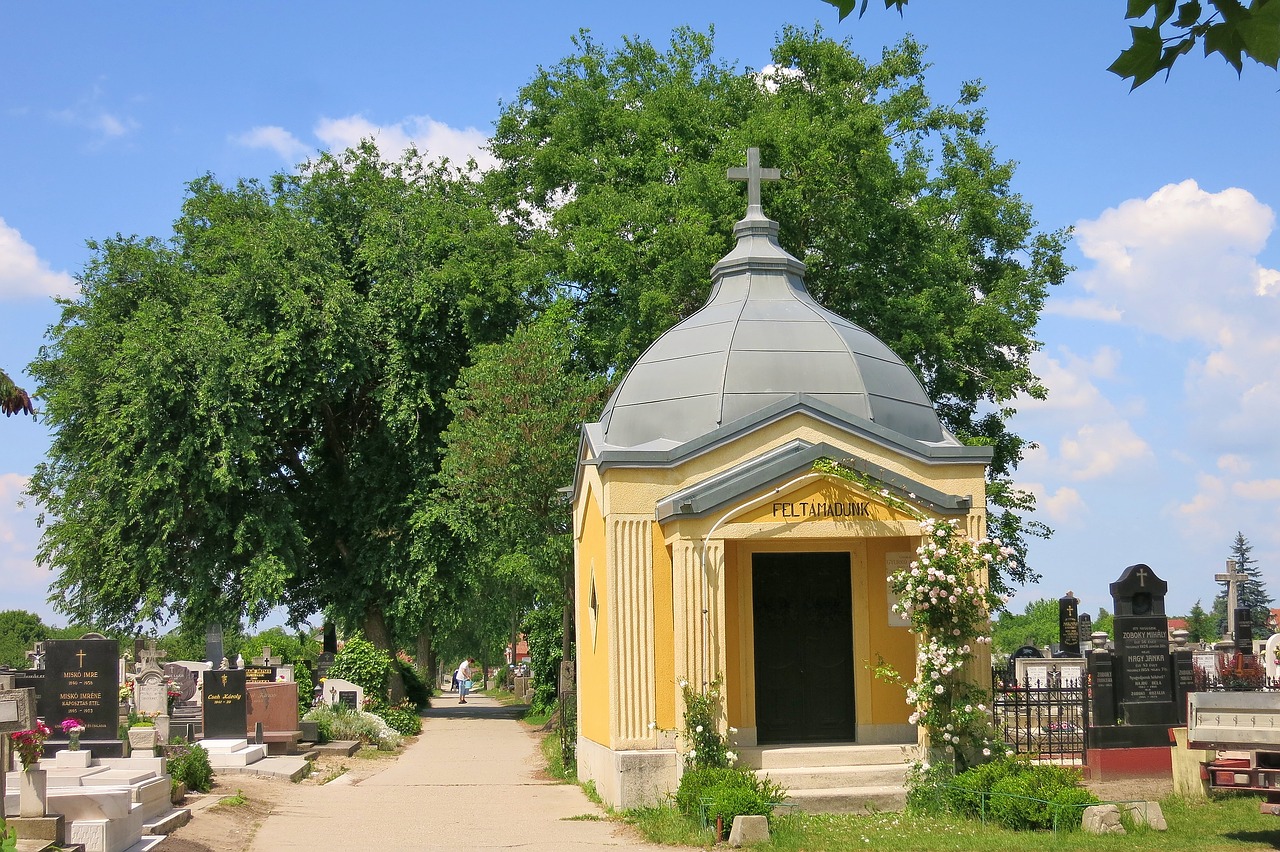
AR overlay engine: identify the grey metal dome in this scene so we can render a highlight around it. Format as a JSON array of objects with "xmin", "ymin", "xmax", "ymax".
[{"xmin": 597, "ymin": 154, "xmax": 947, "ymax": 451}]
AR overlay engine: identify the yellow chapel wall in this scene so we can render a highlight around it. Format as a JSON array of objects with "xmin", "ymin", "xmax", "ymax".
[
  {"xmin": 576, "ymin": 486, "xmax": 611, "ymax": 747},
  {"xmin": 652, "ymin": 530, "xmax": 676, "ymax": 731}
]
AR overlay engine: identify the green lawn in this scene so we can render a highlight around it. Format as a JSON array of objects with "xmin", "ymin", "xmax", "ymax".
[{"xmin": 625, "ymin": 795, "xmax": 1280, "ymax": 850}]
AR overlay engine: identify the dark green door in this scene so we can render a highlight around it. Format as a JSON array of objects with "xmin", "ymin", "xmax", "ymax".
[{"xmin": 752, "ymin": 551, "xmax": 856, "ymax": 743}]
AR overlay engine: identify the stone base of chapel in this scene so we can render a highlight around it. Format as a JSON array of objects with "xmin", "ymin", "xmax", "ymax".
[{"xmin": 577, "ymin": 736, "xmax": 678, "ymax": 808}]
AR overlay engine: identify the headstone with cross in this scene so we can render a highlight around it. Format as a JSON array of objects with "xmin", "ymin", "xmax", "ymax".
[
  {"xmin": 138, "ymin": 638, "xmax": 168, "ymax": 674},
  {"xmin": 727, "ymin": 147, "xmax": 780, "ymax": 214},
  {"xmin": 253, "ymin": 646, "xmax": 283, "ymax": 667},
  {"xmin": 37, "ymin": 636, "xmax": 124, "ymax": 755},
  {"xmin": 1108, "ymin": 563, "xmax": 1175, "ymax": 726},
  {"xmin": 1215, "ymin": 559, "xmax": 1247, "ymax": 641}
]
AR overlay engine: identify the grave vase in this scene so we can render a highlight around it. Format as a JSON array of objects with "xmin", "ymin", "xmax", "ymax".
[{"xmin": 19, "ymin": 766, "xmax": 48, "ymax": 818}]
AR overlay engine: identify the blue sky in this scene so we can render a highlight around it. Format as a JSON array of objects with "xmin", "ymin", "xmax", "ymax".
[{"xmin": 3, "ymin": 3, "xmax": 1279, "ymax": 628}]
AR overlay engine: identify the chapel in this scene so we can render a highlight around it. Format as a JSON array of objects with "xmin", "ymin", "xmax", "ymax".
[{"xmin": 571, "ymin": 149, "xmax": 993, "ymax": 807}]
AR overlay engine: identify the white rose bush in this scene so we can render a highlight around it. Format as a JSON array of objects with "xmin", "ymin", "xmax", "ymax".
[{"xmin": 880, "ymin": 517, "xmax": 1011, "ymax": 772}]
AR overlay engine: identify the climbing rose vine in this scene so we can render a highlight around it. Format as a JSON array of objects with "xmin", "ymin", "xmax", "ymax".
[{"xmin": 882, "ymin": 517, "xmax": 1010, "ymax": 771}]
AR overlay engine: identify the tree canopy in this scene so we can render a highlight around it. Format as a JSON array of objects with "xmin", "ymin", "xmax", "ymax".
[
  {"xmin": 1212, "ymin": 531, "xmax": 1274, "ymax": 637},
  {"xmin": 489, "ymin": 25, "xmax": 1068, "ymax": 591},
  {"xmin": 821, "ymin": 0, "xmax": 1280, "ymax": 89},
  {"xmin": 27, "ymin": 143, "xmax": 531, "ymax": 649}
]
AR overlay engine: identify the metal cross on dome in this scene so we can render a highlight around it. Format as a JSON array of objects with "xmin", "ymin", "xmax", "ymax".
[{"xmin": 727, "ymin": 147, "xmax": 780, "ymax": 211}]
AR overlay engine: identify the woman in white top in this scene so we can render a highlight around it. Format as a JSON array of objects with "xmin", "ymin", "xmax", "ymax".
[{"xmin": 456, "ymin": 658, "xmax": 473, "ymax": 704}]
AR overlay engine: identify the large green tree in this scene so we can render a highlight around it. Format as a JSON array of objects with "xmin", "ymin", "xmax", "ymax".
[
  {"xmin": 489, "ymin": 26, "xmax": 1068, "ymax": 592},
  {"xmin": 27, "ymin": 144, "xmax": 530, "ymax": 666},
  {"xmin": 821, "ymin": 0, "xmax": 1280, "ymax": 89},
  {"xmin": 432, "ymin": 305, "xmax": 610, "ymax": 690}
]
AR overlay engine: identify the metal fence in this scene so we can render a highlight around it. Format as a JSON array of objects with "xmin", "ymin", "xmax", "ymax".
[{"xmin": 990, "ymin": 669, "xmax": 1089, "ymax": 764}]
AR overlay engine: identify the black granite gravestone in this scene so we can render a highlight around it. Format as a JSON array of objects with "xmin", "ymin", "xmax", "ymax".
[
  {"xmin": 1087, "ymin": 651, "xmax": 1118, "ymax": 726},
  {"xmin": 1058, "ymin": 591, "xmax": 1081, "ymax": 657},
  {"xmin": 1110, "ymin": 563, "xmax": 1175, "ymax": 726},
  {"xmin": 1005, "ymin": 644, "xmax": 1044, "ymax": 684},
  {"xmin": 205, "ymin": 623, "xmax": 224, "ymax": 667},
  {"xmin": 40, "ymin": 637, "xmax": 122, "ymax": 753},
  {"xmin": 244, "ymin": 666, "xmax": 278, "ymax": 683},
  {"xmin": 337, "ymin": 690, "xmax": 358, "ymax": 710},
  {"xmin": 1078, "ymin": 613, "xmax": 1093, "ymax": 643},
  {"xmin": 1173, "ymin": 648, "xmax": 1195, "ymax": 724},
  {"xmin": 202, "ymin": 668, "xmax": 248, "ymax": 738},
  {"xmin": 1234, "ymin": 608, "xmax": 1254, "ymax": 652}
]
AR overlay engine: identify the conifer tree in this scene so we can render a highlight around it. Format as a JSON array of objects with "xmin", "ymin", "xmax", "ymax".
[{"xmin": 1213, "ymin": 532, "xmax": 1274, "ymax": 638}]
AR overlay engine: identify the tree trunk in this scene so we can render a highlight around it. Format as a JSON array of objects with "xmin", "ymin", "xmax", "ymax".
[
  {"xmin": 415, "ymin": 628, "xmax": 433, "ymax": 693},
  {"xmin": 362, "ymin": 606, "xmax": 405, "ymax": 703}
]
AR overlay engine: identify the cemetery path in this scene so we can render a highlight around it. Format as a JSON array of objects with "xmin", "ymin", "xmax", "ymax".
[{"xmin": 247, "ymin": 692, "xmax": 669, "ymax": 851}]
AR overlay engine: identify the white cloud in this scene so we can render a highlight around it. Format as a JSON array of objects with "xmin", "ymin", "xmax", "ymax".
[
  {"xmin": 1234, "ymin": 479, "xmax": 1280, "ymax": 501},
  {"xmin": 0, "ymin": 217, "xmax": 78, "ymax": 300},
  {"xmin": 51, "ymin": 107, "xmax": 138, "ymax": 142},
  {"xmin": 1218, "ymin": 454, "xmax": 1252, "ymax": 475},
  {"xmin": 1044, "ymin": 298, "xmax": 1123, "ymax": 322},
  {"xmin": 236, "ymin": 114, "xmax": 495, "ymax": 170},
  {"xmin": 232, "ymin": 126, "xmax": 310, "ymax": 162},
  {"xmin": 1073, "ymin": 181, "xmax": 1280, "ymax": 454},
  {"xmin": 1022, "ymin": 482, "xmax": 1087, "ymax": 524},
  {"xmin": 1058, "ymin": 421, "xmax": 1153, "ymax": 481}
]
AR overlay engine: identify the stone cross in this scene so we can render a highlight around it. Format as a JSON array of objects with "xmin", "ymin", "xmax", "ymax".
[
  {"xmin": 1215, "ymin": 559, "xmax": 1247, "ymax": 639},
  {"xmin": 139, "ymin": 639, "xmax": 168, "ymax": 673},
  {"xmin": 253, "ymin": 646, "xmax": 283, "ymax": 667},
  {"xmin": 727, "ymin": 147, "xmax": 780, "ymax": 212}
]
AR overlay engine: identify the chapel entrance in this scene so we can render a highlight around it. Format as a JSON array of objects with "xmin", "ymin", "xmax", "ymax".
[{"xmin": 752, "ymin": 551, "xmax": 856, "ymax": 743}]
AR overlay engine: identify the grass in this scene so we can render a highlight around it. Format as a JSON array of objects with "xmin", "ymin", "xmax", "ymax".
[
  {"xmin": 216, "ymin": 790, "xmax": 249, "ymax": 807},
  {"xmin": 622, "ymin": 794, "xmax": 1280, "ymax": 850},
  {"xmin": 319, "ymin": 764, "xmax": 348, "ymax": 784}
]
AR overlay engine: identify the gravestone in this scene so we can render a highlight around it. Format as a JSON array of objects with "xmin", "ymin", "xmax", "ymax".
[
  {"xmin": 1058, "ymin": 591, "xmax": 1081, "ymax": 656},
  {"xmin": 1234, "ymin": 608, "xmax": 1254, "ymax": 651},
  {"xmin": 246, "ymin": 681, "xmax": 301, "ymax": 753},
  {"xmin": 1078, "ymin": 612, "xmax": 1093, "ymax": 642},
  {"xmin": 134, "ymin": 670, "xmax": 168, "ymax": 717},
  {"xmin": 202, "ymin": 668, "xmax": 248, "ymax": 738},
  {"xmin": 205, "ymin": 623, "xmax": 224, "ymax": 667},
  {"xmin": 164, "ymin": 663, "xmax": 197, "ymax": 702},
  {"xmin": 322, "ymin": 677, "xmax": 363, "ymax": 711},
  {"xmin": 39, "ymin": 636, "xmax": 122, "ymax": 753},
  {"xmin": 0, "ymin": 675, "xmax": 38, "ymax": 815},
  {"xmin": 244, "ymin": 665, "xmax": 278, "ymax": 683},
  {"xmin": 1005, "ymin": 644, "xmax": 1043, "ymax": 684},
  {"xmin": 1110, "ymin": 564, "xmax": 1176, "ymax": 726},
  {"xmin": 1087, "ymin": 649, "xmax": 1118, "ymax": 726}
]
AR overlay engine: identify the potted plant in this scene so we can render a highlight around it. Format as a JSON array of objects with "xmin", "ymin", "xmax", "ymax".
[
  {"xmin": 127, "ymin": 713, "xmax": 158, "ymax": 751},
  {"xmin": 8, "ymin": 723, "xmax": 51, "ymax": 817}
]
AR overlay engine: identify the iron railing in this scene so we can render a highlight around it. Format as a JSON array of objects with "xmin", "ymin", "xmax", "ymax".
[{"xmin": 990, "ymin": 669, "xmax": 1088, "ymax": 763}]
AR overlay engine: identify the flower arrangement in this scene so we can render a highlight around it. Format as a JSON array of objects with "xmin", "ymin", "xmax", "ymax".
[
  {"xmin": 9, "ymin": 722, "xmax": 51, "ymax": 769},
  {"xmin": 878, "ymin": 517, "xmax": 1010, "ymax": 771},
  {"xmin": 60, "ymin": 718, "xmax": 86, "ymax": 750}
]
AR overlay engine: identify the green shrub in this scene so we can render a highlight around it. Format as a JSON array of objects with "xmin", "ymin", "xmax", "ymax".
[
  {"xmin": 166, "ymin": 743, "xmax": 213, "ymax": 793},
  {"xmin": 294, "ymin": 664, "xmax": 313, "ymax": 714},
  {"xmin": 943, "ymin": 756, "xmax": 1023, "ymax": 818},
  {"xmin": 327, "ymin": 636, "xmax": 390, "ymax": 698},
  {"xmin": 986, "ymin": 764, "xmax": 1098, "ymax": 831},
  {"xmin": 675, "ymin": 767, "xmax": 784, "ymax": 822},
  {"xmin": 396, "ymin": 658, "xmax": 431, "ymax": 707},
  {"xmin": 371, "ymin": 700, "xmax": 422, "ymax": 736}
]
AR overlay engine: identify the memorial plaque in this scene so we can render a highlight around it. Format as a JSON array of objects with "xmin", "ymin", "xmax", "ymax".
[
  {"xmin": 134, "ymin": 670, "xmax": 168, "ymax": 717},
  {"xmin": 41, "ymin": 637, "xmax": 121, "ymax": 743},
  {"xmin": 203, "ymin": 668, "xmax": 248, "ymax": 738},
  {"xmin": 244, "ymin": 665, "xmax": 278, "ymax": 683},
  {"xmin": 338, "ymin": 690, "xmax": 358, "ymax": 710}
]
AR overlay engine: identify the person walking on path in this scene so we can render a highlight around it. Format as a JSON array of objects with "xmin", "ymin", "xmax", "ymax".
[
  {"xmin": 248, "ymin": 691, "xmax": 669, "ymax": 851},
  {"xmin": 456, "ymin": 657, "xmax": 474, "ymax": 703}
]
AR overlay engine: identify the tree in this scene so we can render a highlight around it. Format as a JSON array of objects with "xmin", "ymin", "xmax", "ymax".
[
  {"xmin": 1185, "ymin": 599, "xmax": 1216, "ymax": 643},
  {"xmin": 1213, "ymin": 531, "xmax": 1273, "ymax": 637},
  {"xmin": 26, "ymin": 143, "xmax": 531, "ymax": 679},
  {"xmin": 433, "ymin": 305, "xmax": 610, "ymax": 687},
  {"xmin": 1, "ymin": 369, "xmax": 35, "ymax": 418},
  {"xmin": 991, "ymin": 598, "xmax": 1060, "ymax": 655},
  {"xmin": 0, "ymin": 609, "xmax": 49, "ymax": 668},
  {"xmin": 821, "ymin": 0, "xmax": 1280, "ymax": 89},
  {"xmin": 489, "ymin": 25, "xmax": 1068, "ymax": 593}
]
